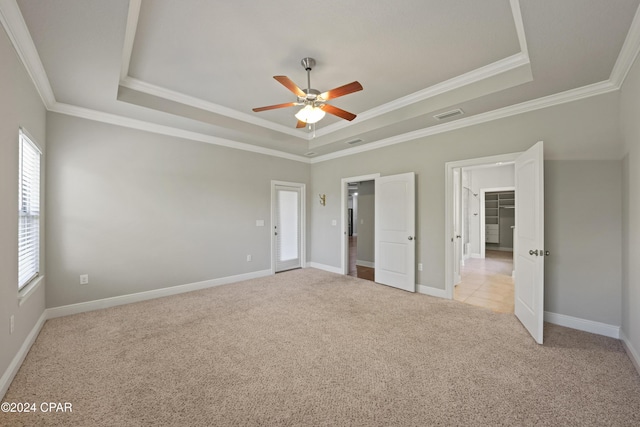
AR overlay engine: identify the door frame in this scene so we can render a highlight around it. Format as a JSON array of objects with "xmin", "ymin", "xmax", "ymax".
[
  {"xmin": 445, "ymin": 153, "xmax": 521, "ymax": 299},
  {"xmin": 341, "ymin": 173, "xmax": 380, "ymax": 275},
  {"xmin": 479, "ymin": 186, "xmax": 515, "ymax": 259},
  {"xmin": 271, "ymin": 180, "xmax": 306, "ymax": 274}
]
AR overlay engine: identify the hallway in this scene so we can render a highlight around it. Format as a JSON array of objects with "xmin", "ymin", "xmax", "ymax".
[{"xmin": 347, "ymin": 236, "xmax": 374, "ymax": 282}]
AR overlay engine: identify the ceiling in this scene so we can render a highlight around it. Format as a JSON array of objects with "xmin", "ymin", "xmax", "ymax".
[{"xmin": 4, "ymin": 0, "xmax": 640, "ymax": 161}]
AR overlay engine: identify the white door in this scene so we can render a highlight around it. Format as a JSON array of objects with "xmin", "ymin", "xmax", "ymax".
[
  {"xmin": 374, "ymin": 172, "xmax": 415, "ymax": 292},
  {"xmin": 274, "ymin": 185, "xmax": 301, "ymax": 272},
  {"xmin": 514, "ymin": 141, "xmax": 544, "ymax": 344},
  {"xmin": 453, "ymin": 168, "xmax": 462, "ymax": 284}
]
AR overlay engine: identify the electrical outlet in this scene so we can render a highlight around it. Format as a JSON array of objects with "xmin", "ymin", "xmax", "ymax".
[
  {"xmin": 80, "ymin": 274, "xmax": 89, "ymax": 285},
  {"xmin": 246, "ymin": 255, "xmax": 252, "ymax": 262},
  {"xmin": 331, "ymin": 219, "xmax": 337, "ymax": 226},
  {"xmin": 418, "ymin": 263, "xmax": 423, "ymax": 271}
]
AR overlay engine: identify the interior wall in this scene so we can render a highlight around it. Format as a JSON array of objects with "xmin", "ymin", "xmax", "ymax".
[
  {"xmin": 45, "ymin": 113, "xmax": 310, "ymax": 308},
  {"xmin": 310, "ymin": 91, "xmax": 623, "ymax": 325},
  {"xmin": 620, "ymin": 52, "xmax": 640, "ymax": 363},
  {"xmin": 544, "ymin": 160, "xmax": 622, "ymax": 326},
  {"xmin": 356, "ymin": 181, "xmax": 375, "ymax": 265},
  {"xmin": 0, "ymin": 26, "xmax": 47, "ymax": 390},
  {"xmin": 467, "ymin": 165, "xmax": 515, "ymax": 255}
]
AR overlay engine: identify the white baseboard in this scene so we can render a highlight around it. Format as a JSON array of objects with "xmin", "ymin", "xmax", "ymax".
[
  {"xmin": 418, "ymin": 285, "xmax": 448, "ymax": 298},
  {"xmin": 620, "ymin": 331, "xmax": 640, "ymax": 376},
  {"xmin": 307, "ymin": 262, "xmax": 343, "ymax": 274},
  {"xmin": 47, "ymin": 269, "xmax": 272, "ymax": 319},
  {"xmin": 356, "ymin": 260, "xmax": 375, "ymax": 268},
  {"xmin": 470, "ymin": 253, "xmax": 483, "ymax": 259},
  {"xmin": 544, "ymin": 311, "xmax": 620, "ymax": 339},
  {"xmin": 1, "ymin": 311, "xmax": 47, "ymax": 400}
]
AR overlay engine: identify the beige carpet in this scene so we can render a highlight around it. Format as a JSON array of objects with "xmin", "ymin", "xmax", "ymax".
[{"xmin": 2, "ymin": 268, "xmax": 639, "ymax": 426}]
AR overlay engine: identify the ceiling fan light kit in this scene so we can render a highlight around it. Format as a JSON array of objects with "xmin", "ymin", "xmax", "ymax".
[{"xmin": 252, "ymin": 57, "xmax": 363, "ymax": 128}]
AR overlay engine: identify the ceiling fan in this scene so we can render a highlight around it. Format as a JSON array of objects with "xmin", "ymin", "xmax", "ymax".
[{"xmin": 252, "ymin": 57, "xmax": 363, "ymax": 128}]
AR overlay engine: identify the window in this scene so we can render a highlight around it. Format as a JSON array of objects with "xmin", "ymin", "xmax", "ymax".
[{"xmin": 18, "ymin": 129, "xmax": 41, "ymax": 290}]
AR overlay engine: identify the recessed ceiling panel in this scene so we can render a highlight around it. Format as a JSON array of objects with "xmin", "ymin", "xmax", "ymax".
[{"xmin": 129, "ymin": 0, "xmax": 520, "ymax": 127}]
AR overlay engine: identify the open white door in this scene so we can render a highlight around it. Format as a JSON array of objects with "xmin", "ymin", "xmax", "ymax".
[
  {"xmin": 453, "ymin": 168, "xmax": 462, "ymax": 285},
  {"xmin": 375, "ymin": 172, "xmax": 415, "ymax": 292},
  {"xmin": 514, "ymin": 141, "xmax": 544, "ymax": 344}
]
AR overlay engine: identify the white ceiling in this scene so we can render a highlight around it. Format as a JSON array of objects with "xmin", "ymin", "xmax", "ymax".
[{"xmin": 4, "ymin": 0, "xmax": 640, "ymax": 161}]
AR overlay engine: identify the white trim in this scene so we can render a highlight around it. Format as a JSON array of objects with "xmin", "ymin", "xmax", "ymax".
[
  {"xmin": 120, "ymin": 77, "xmax": 306, "ymax": 140},
  {"xmin": 620, "ymin": 331, "xmax": 640, "ymax": 376},
  {"xmin": 119, "ymin": 0, "xmax": 141, "ymax": 81},
  {"xmin": 356, "ymin": 260, "xmax": 375, "ymax": 268},
  {"xmin": 610, "ymin": 2, "xmax": 640, "ymax": 87},
  {"xmin": 47, "ymin": 269, "xmax": 271, "ymax": 319},
  {"xmin": 341, "ymin": 174, "xmax": 380, "ymax": 275},
  {"xmin": 310, "ymin": 81, "xmax": 616, "ymax": 164},
  {"xmin": 314, "ymin": 52, "xmax": 531, "ymax": 138},
  {"xmin": 544, "ymin": 311, "xmax": 620, "ymax": 339},
  {"xmin": 470, "ymin": 253, "xmax": 483, "ymax": 259},
  {"xmin": 307, "ymin": 262, "xmax": 342, "ymax": 275},
  {"xmin": 50, "ymin": 103, "xmax": 310, "ymax": 164},
  {"xmin": 510, "ymin": 0, "xmax": 528, "ymax": 57},
  {"xmin": 0, "ymin": 310, "xmax": 47, "ymax": 400},
  {"xmin": 418, "ymin": 285, "xmax": 448, "ymax": 299},
  {"xmin": 0, "ymin": 0, "xmax": 55, "ymax": 108},
  {"xmin": 18, "ymin": 275, "xmax": 44, "ymax": 306}
]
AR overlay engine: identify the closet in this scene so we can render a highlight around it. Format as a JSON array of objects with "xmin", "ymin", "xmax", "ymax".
[{"xmin": 484, "ymin": 191, "xmax": 514, "ymax": 250}]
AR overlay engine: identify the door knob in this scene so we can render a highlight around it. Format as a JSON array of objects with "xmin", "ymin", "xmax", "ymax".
[
  {"xmin": 529, "ymin": 249, "xmax": 538, "ymax": 256},
  {"xmin": 408, "ymin": 236, "xmax": 413, "ymax": 241},
  {"xmin": 456, "ymin": 235, "xmax": 461, "ymax": 239},
  {"xmin": 275, "ymin": 232, "xmax": 278, "ymax": 236}
]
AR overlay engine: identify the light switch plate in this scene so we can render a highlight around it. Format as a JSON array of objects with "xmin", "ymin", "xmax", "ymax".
[{"xmin": 256, "ymin": 220, "xmax": 264, "ymax": 226}]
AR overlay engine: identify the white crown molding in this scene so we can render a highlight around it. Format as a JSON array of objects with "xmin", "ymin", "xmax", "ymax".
[
  {"xmin": 3, "ymin": 0, "xmax": 639, "ymax": 164},
  {"xmin": 50, "ymin": 102, "xmax": 311, "ymax": 163},
  {"xmin": 119, "ymin": 76, "xmax": 308, "ymax": 140},
  {"xmin": 510, "ymin": 0, "xmax": 528, "ymax": 57},
  {"xmin": 120, "ymin": 0, "xmax": 141, "ymax": 81},
  {"xmin": 314, "ymin": 52, "xmax": 531, "ymax": 138},
  {"xmin": 610, "ymin": 2, "xmax": 640, "ymax": 87},
  {"xmin": 0, "ymin": 0, "xmax": 55, "ymax": 107},
  {"xmin": 310, "ymin": 80, "xmax": 617, "ymax": 164}
]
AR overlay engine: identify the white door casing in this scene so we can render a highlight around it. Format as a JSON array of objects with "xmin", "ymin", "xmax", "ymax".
[
  {"xmin": 374, "ymin": 172, "xmax": 416, "ymax": 292},
  {"xmin": 514, "ymin": 141, "xmax": 544, "ymax": 344}
]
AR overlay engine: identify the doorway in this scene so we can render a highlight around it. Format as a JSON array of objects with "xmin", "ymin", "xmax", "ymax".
[
  {"xmin": 455, "ymin": 168, "xmax": 516, "ymax": 313},
  {"xmin": 346, "ymin": 180, "xmax": 375, "ymax": 281},
  {"xmin": 445, "ymin": 142, "xmax": 545, "ymax": 344},
  {"xmin": 271, "ymin": 181, "xmax": 305, "ymax": 273}
]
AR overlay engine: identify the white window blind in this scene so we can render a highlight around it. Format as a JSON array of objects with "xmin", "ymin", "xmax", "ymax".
[{"xmin": 18, "ymin": 129, "xmax": 41, "ymax": 290}]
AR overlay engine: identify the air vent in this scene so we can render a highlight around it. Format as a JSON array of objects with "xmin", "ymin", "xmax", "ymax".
[
  {"xmin": 434, "ymin": 108, "xmax": 464, "ymax": 121},
  {"xmin": 345, "ymin": 138, "xmax": 363, "ymax": 145},
  {"xmin": 305, "ymin": 152, "xmax": 316, "ymax": 156}
]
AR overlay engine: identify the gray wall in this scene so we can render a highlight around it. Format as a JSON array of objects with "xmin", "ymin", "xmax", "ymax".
[
  {"xmin": 356, "ymin": 181, "xmax": 375, "ymax": 264},
  {"xmin": 621, "ymin": 53, "xmax": 640, "ymax": 361},
  {"xmin": 0, "ymin": 27, "xmax": 47, "ymax": 387},
  {"xmin": 45, "ymin": 113, "xmax": 310, "ymax": 308},
  {"xmin": 544, "ymin": 161, "xmax": 622, "ymax": 326},
  {"xmin": 310, "ymin": 91, "xmax": 623, "ymax": 325}
]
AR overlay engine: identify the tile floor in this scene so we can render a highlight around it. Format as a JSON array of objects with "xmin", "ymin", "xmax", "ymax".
[{"xmin": 454, "ymin": 250, "xmax": 514, "ymax": 313}]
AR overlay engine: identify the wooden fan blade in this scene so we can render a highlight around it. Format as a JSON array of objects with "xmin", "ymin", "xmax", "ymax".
[
  {"xmin": 274, "ymin": 76, "xmax": 306, "ymax": 97},
  {"xmin": 252, "ymin": 102, "xmax": 297, "ymax": 112},
  {"xmin": 320, "ymin": 104, "xmax": 357, "ymax": 121},
  {"xmin": 320, "ymin": 81, "xmax": 363, "ymax": 100},
  {"xmin": 296, "ymin": 120, "xmax": 307, "ymax": 128}
]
